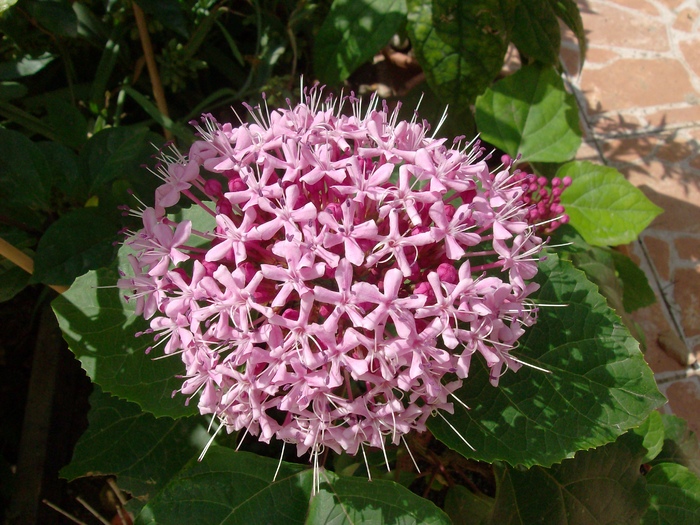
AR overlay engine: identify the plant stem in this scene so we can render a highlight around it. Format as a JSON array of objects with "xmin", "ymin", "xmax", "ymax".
[{"xmin": 132, "ymin": 2, "xmax": 173, "ymax": 141}]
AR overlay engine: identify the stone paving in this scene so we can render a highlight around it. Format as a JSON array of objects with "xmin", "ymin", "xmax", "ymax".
[{"xmin": 562, "ymin": 0, "xmax": 700, "ymax": 432}]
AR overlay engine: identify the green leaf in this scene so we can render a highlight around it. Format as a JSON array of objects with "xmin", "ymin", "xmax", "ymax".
[
  {"xmin": 314, "ymin": 0, "xmax": 407, "ymax": 84},
  {"xmin": 407, "ymin": 0, "xmax": 512, "ymax": 108},
  {"xmin": 36, "ymin": 141, "xmax": 85, "ymax": 202},
  {"xmin": 611, "ymin": 249, "xmax": 657, "ymax": 312},
  {"xmin": 428, "ymin": 253, "xmax": 665, "ymax": 467},
  {"xmin": 0, "ymin": 0, "xmax": 18, "ymax": 13},
  {"xmin": 135, "ymin": 0, "xmax": 189, "ymax": 38},
  {"xmin": 0, "ymin": 81, "xmax": 27, "ymax": 100},
  {"xmin": 510, "ymin": 0, "xmax": 560, "ymax": 64},
  {"xmin": 631, "ymin": 411, "xmax": 666, "ymax": 464},
  {"xmin": 309, "ymin": 470, "xmax": 452, "ymax": 524},
  {"xmin": 444, "ymin": 484, "xmax": 492, "ymax": 525},
  {"xmin": 551, "ymin": 224, "xmax": 647, "ymax": 343},
  {"xmin": 51, "ymin": 260, "xmax": 197, "ymax": 419},
  {"xmin": 550, "ymin": 0, "xmax": 587, "ymax": 65},
  {"xmin": 559, "ymin": 161, "xmax": 664, "ymax": 246},
  {"xmin": 51, "ymin": 205, "xmax": 215, "ymax": 418},
  {"xmin": 0, "ymin": 262, "xmax": 30, "ymax": 303},
  {"xmin": 489, "ymin": 432, "xmax": 649, "ymax": 524},
  {"xmin": 0, "ymin": 52, "xmax": 55, "ymax": 80},
  {"xmin": 0, "ymin": 128, "xmax": 52, "ymax": 229},
  {"xmin": 42, "ymin": 97, "xmax": 88, "ymax": 149},
  {"xmin": 642, "ymin": 463, "xmax": 700, "ymax": 525},
  {"xmin": 26, "ymin": 0, "xmax": 78, "ymax": 38},
  {"xmin": 32, "ymin": 207, "xmax": 118, "ymax": 286},
  {"xmin": 134, "ymin": 449, "xmax": 311, "ymax": 525},
  {"xmin": 475, "ymin": 63, "xmax": 582, "ymax": 162},
  {"xmin": 123, "ymin": 87, "xmax": 196, "ymax": 144},
  {"xmin": 79, "ymin": 126, "xmax": 163, "ymax": 195},
  {"xmin": 134, "ymin": 448, "xmax": 450, "ymax": 525},
  {"xmin": 653, "ymin": 415, "xmax": 700, "ymax": 478},
  {"xmin": 61, "ymin": 385, "xmax": 204, "ymax": 510}
]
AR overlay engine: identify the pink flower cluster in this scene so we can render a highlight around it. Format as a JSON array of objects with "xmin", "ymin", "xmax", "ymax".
[{"xmin": 119, "ymin": 87, "xmax": 545, "ymax": 458}]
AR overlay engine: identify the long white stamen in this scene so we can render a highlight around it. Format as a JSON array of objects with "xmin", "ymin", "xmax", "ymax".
[
  {"xmin": 436, "ymin": 411, "xmax": 475, "ymax": 450},
  {"xmin": 401, "ymin": 436, "xmax": 421, "ymax": 474},
  {"xmin": 273, "ymin": 441, "xmax": 287, "ymax": 482},
  {"xmin": 199, "ymin": 420, "xmax": 225, "ymax": 461},
  {"xmin": 450, "ymin": 392, "xmax": 471, "ymax": 412},
  {"xmin": 361, "ymin": 443, "xmax": 372, "ymax": 481}
]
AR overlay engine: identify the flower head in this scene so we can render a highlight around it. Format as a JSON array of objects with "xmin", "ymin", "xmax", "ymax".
[{"xmin": 120, "ymin": 85, "xmax": 546, "ymax": 459}]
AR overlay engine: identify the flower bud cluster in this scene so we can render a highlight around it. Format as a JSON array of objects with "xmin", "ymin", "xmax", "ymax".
[
  {"xmin": 505, "ymin": 157, "xmax": 572, "ymax": 233},
  {"xmin": 119, "ymin": 87, "xmax": 545, "ymax": 457}
]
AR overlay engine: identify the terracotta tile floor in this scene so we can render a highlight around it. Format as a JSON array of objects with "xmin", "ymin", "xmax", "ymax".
[{"xmin": 562, "ymin": 0, "xmax": 700, "ymax": 433}]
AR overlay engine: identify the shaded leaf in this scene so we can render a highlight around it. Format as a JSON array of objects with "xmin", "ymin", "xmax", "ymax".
[
  {"xmin": 32, "ymin": 207, "xmax": 118, "ymax": 286},
  {"xmin": 559, "ymin": 161, "xmax": 663, "ymax": 246},
  {"xmin": 551, "ymin": 224, "xmax": 647, "ymax": 343},
  {"xmin": 42, "ymin": 97, "xmax": 88, "ymax": 149},
  {"xmin": 61, "ymin": 385, "xmax": 204, "ymax": 510},
  {"xmin": 36, "ymin": 141, "xmax": 85, "ymax": 202},
  {"xmin": 80, "ymin": 126, "xmax": 163, "ymax": 196},
  {"xmin": 653, "ymin": 415, "xmax": 700, "ymax": 478},
  {"xmin": 51, "ymin": 206, "xmax": 215, "ymax": 418},
  {"xmin": 443, "ymin": 484, "xmax": 492, "ymax": 525},
  {"xmin": 0, "ymin": 81, "xmax": 27, "ymax": 100},
  {"xmin": 631, "ymin": 411, "xmax": 665, "ymax": 464},
  {"xmin": 134, "ymin": 449, "xmax": 311, "ymax": 525},
  {"xmin": 510, "ymin": 0, "xmax": 560, "ymax": 64},
  {"xmin": 314, "ymin": 0, "xmax": 407, "ymax": 84},
  {"xmin": 51, "ymin": 260, "xmax": 197, "ymax": 418},
  {"xmin": 135, "ymin": 0, "xmax": 189, "ymax": 38},
  {"xmin": 309, "ymin": 470, "xmax": 452, "ymax": 524},
  {"xmin": 26, "ymin": 0, "xmax": 78, "ymax": 38},
  {"xmin": 610, "ymin": 249, "xmax": 657, "ymax": 312},
  {"xmin": 134, "ymin": 447, "xmax": 450, "ymax": 525},
  {"xmin": 407, "ymin": 0, "xmax": 512, "ymax": 108},
  {"xmin": 489, "ymin": 432, "xmax": 649, "ymax": 524},
  {"xmin": 0, "ymin": 52, "xmax": 55, "ymax": 80},
  {"xmin": 642, "ymin": 462, "xmax": 700, "ymax": 525},
  {"xmin": 429, "ymin": 253, "xmax": 665, "ymax": 467},
  {"xmin": 550, "ymin": 0, "xmax": 587, "ymax": 65},
  {"xmin": 0, "ymin": 262, "xmax": 30, "ymax": 303},
  {"xmin": 475, "ymin": 63, "xmax": 582, "ymax": 162},
  {"xmin": 0, "ymin": 128, "xmax": 52, "ymax": 229}
]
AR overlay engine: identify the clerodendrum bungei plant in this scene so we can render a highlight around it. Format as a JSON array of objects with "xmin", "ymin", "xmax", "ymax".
[
  {"xmin": 0, "ymin": 0, "xmax": 689, "ymax": 521},
  {"xmin": 52, "ymin": 83, "xmax": 671, "ymax": 523},
  {"xmin": 119, "ymin": 86, "xmax": 550, "ymax": 484}
]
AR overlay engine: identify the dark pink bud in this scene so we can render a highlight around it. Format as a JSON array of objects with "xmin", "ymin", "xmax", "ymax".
[{"xmin": 437, "ymin": 263, "xmax": 458, "ymax": 284}]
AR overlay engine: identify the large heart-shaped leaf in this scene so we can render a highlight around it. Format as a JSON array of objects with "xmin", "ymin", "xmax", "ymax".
[
  {"xmin": 641, "ymin": 462, "xmax": 700, "ymax": 525},
  {"xmin": 0, "ymin": 128, "xmax": 52, "ymax": 229},
  {"xmin": 407, "ymin": 0, "xmax": 512, "ymax": 108},
  {"xmin": 653, "ymin": 415, "xmax": 700, "ymax": 478},
  {"xmin": 52, "ymin": 260, "xmax": 195, "ymax": 418},
  {"xmin": 559, "ymin": 161, "xmax": 663, "ymax": 246},
  {"xmin": 32, "ymin": 207, "xmax": 119, "ymax": 287},
  {"xmin": 61, "ymin": 385, "xmax": 204, "ymax": 510},
  {"xmin": 549, "ymin": 0, "xmax": 587, "ymax": 65},
  {"xmin": 52, "ymin": 205, "xmax": 215, "ymax": 417},
  {"xmin": 510, "ymin": 0, "xmax": 560, "ymax": 65},
  {"xmin": 489, "ymin": 432, "xmax": 649, "ymax": 524},
  {"xmin": 428, "ymin": 253, "xmax": 665, "ymax": 467},
  {"xmin": 79, "ymin": 126, "xmax": 163, "ymax": 195},
  {"xmin": 134, "ymin": 448, "xmax": 450, "ymax": 525},
  {"xmin": 475, "ymin": 63, "xmax": 582, "ymax": 162},
  {"xmin": 309, "ymin": 470, "xmax": 452, "ymax": 524},
  {"xmin": 314, "ymin": 0, "xmax": 407, "ymax": 85}
]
